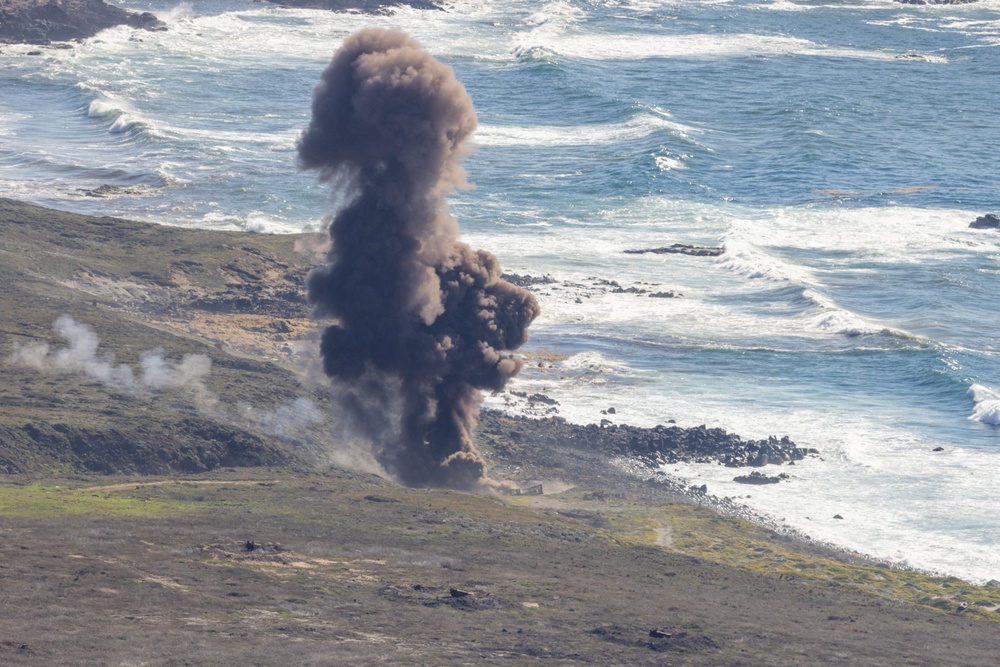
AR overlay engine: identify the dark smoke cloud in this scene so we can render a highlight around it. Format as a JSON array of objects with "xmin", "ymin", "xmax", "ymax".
[{"xmin": 300, "ymin": 29, "xmax": 539, "ymax": 491}]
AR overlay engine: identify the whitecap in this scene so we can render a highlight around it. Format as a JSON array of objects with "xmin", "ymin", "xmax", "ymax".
[
  {"xmin": 516, "ymin": 31, "xmax": 903, "ymax": 62},
  {"xmin": 801, "ymin": 288, "xmax": 886, "ymax": 338},
  {"xmin": 717, "ymin": 223, "xmax": 817, "ymax": 283},
  {"xmin": 655, "ymin": 155, "xmax": 687, "ymax": 171},
  {"xmin": 969, "ymin": 384, "xmax": 1000, "ymax": 425},
  {"xmin": 475, "ymin": 112, "xmax": 700, "ymax": 147}
]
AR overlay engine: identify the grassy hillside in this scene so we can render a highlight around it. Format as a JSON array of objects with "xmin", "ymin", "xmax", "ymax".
[
  {"xmin": 0, "ymin": 198, "xmax": 327, "ymax": 475},
  {"xmin": 3, "ymin": 199, "xmax": 1000, "ymax": 665}
]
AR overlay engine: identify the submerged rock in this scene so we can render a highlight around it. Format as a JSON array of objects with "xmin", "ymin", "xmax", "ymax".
[
  {"xmin": 624, "ymin": 244, "xmax": 725, "ymax": 257},
  {"xmin": 733, "ymin": 471, "xmax": 788, "ymax": 485}
]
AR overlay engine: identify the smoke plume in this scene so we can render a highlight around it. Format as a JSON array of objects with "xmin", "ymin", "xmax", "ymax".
[
  {"xmin": 8, "ymin": 315, "xmax": 327, "ymax": 442},
  {"xmin": 299, "ymin": 29, "xmax": 540, "ymax": 491},
  {"xmin": 7, "ymin": 315, "xmax": 215, "ymax": 406}
]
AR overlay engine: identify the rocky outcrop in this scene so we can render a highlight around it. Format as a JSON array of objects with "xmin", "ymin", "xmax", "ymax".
[
  {"xmin": 263, "ymin": 0, "xmax": 441, "ymax": 13},
  {"xmin": 0, "ymin": 0, "xmax": 164, "ymax": 44},
  {"xmin": 969, "ymin": 214, "xmax": 1000, "ymax": 230},
  {"xmin": 479, "ymin": 410, "xmax": 816, "ymax": 470},
  {"xmin": 624, "ymin": 244, "xmax": 724, "ymax": 257},
  {"xmin": 733, "ymin": 471, "xmax": 788, "ymax": 485}
]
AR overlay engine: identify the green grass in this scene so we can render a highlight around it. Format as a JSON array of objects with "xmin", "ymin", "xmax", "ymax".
[{"xmin": 0, "ymin": 482, "xmax": 202, "ymax": 517}]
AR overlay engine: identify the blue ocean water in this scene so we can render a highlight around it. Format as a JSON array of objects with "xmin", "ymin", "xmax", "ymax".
[{"xmin": 2, "ymin": 0, "xmax": 999, "ymax": 580}]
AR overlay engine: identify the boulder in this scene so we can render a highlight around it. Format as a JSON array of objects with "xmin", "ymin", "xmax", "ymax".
[
  {"xmin": 733, "ymin": 471, "xmax": 787, "ymax": 485},
  {"xmin": 969, "ymin": 214, "xmax": 1000, "ymax": 230}
]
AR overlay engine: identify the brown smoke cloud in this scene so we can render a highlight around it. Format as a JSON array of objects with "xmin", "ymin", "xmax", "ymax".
[{"xmin": 299, "ymin": 29, "xmax": 540, "ymax": 491}]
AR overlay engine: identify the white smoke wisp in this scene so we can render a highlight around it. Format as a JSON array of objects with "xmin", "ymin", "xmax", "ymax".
[
  {"xmin": 7, "ymin": 315, "xmax": 210, "ymax": 402},
  {"xmin": 249, "ymin": 397, "xmax": 325, "ymax": 438},
  {"xmin": 7, "ymin": 339, "xmax": 50, "ymax": 370},
  {"xmin": 140, "ymin": 348, "xmax": 217, "ymax": 410},
  {"xmin": 10, "ymin": 315, "xmax": 138, "ymax": 392},
  {"xmin": 6, "ymin": 315, "xmax": 334, "ymax": 449}
]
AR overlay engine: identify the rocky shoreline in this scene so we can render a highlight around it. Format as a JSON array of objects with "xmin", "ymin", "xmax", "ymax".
[
  {"xmin": 0, "ymin": 0, "xmax": 164, "ymax": 44},
  {"xmin": 0, "ymin": 0, "xmax": 443, "ymax": 46},
  {"xmin": 480, "ymin": 409, "xmax": 814, "ymax": 471}
]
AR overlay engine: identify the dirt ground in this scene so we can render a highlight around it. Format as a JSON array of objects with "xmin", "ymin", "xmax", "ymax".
[{"xmin": 2, "ymin": 472, "xmax": 1000, "ymax": 666}]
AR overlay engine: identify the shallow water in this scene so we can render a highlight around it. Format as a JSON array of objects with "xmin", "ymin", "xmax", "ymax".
[{"xmin": 2, "ymin": 0, "xmax": 999, "ymax": 581}]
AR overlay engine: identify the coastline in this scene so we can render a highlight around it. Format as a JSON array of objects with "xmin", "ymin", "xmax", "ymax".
[
  {"xmin": 3, "ymin": 198, "xmax": 1000, "ymax": 661},
  {"xmin": 0, "ymin": 0, "xmax": 440, "ymax": 46},
  {"xmin": 0, "ymin": 0, "xmax": 164, "ymax": 45}
]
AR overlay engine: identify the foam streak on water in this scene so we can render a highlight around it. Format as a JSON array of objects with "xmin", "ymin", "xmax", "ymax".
[{"xmin": 3, "ymin": 0, "xmax": 1000, "ymax": 582}]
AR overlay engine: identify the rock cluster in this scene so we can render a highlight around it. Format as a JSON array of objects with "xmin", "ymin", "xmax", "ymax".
[
  {"xmin": 263, "ymin": 0, "xmax": 440, "ymax": 12},
  {"xmin": 624, "ymin": 243, "xmax": 725, "ymax": 257},
  {"xmin": 0, "ymin": 0, "xmax": 164, "ymax": 44},
  {"xmin": 481, "ymin": 411, "xmax": 815, "ymax": 469},
  {"xmin": 733, "ymin": 471, "xmax": 789, "ymax": 485}
]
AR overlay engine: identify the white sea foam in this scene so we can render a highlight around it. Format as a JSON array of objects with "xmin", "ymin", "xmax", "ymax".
[
  {"xmin": 717, "ymin": 220, "xmax": 818, "ymax": 283},
  {"xmin": 514, "ymin": 31, "xmax": 906, "ymax": 62},
  {"xmin": 498, "ymin": 351, "xmax": 1000, "ymax": 583},
  {"xmin": 476, "ymin": 112, "xmax": 700, "ymax": 147},
  {"xmin": 970, "ymin": 384, "xmax": 1000, "ymax": 425},
  {"xmin": 654, "ymin": 155, "xmax": 688, "ymax": 171},
  {"xmin": 665, "ymin": 430, "xmax": 1000, "ymax": 583},
  {"xmin": 801, "ymin": 288, "xmax": 887, "ymax": 338}
]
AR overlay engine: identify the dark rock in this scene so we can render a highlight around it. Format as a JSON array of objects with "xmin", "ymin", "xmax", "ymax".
[
  {"xmin": 624, "ymin": 243, "xmax": 724, "ymax": 257},
  {"xmin": 591, "ymin": 624, "xmax": 718, "ymax": 653},
  {"xmin": 969, "ymin": 214, "xmax": 1000, "ymax": 230},
  {"xmin": 79, "ymin": 184, "xmax": 148, "ymax": 198},
  {"xmin": 477, "ymin": 410, "xmax": 816, "ymax": 470},
  {"xmin": 527, "ymin": 393, "xmax": 559, "ymax": 406},
  {"xmin": 265, "ymin": 0, "xmax": 442, "ymax": 13},
  {"xmin": 733, "ymin": 471, "xmax": 788, "ymax": 485},
  {"xmin": 501, "ymin": 272, "xmax": 557, "ymax": 288},
  {"xmin": 932, "ymin": 446, "xmax": 945, "ymax": 452},
  {"xmin": 833, "ymin": 514, "xmax": 844, "ymax": 520},
  {"xmin": 0, "ymin": 0, "xmax": 166, "ymax": 45}
]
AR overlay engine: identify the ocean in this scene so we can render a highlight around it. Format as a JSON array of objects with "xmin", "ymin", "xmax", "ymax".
[{"xmin": 2, "ymin": 0, "xmax": 999, "ymax": 582}]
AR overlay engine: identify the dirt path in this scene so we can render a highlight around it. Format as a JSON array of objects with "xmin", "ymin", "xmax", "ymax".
[{"xmin": 79, "ymin": 479, "xmax": 278, "ymax": 493}]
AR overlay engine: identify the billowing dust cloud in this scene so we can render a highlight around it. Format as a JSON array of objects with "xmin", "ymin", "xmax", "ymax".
[{"xmin": 299, "ymin": 29, "xmax": 539, "ymax": 491}]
